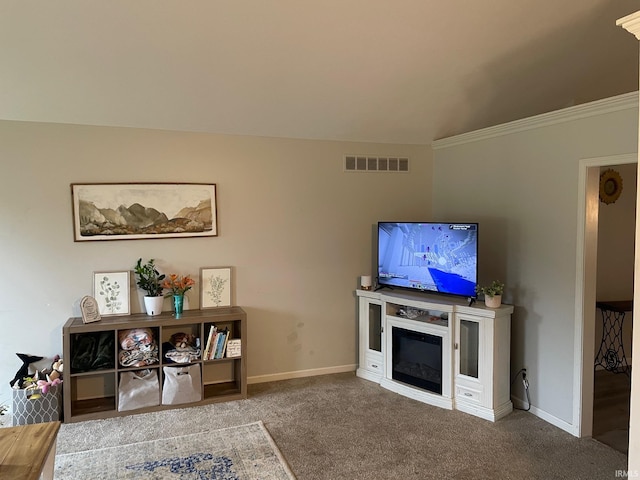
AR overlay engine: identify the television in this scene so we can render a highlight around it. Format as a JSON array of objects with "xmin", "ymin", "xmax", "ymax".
[{"xmin": 377, "ymin": 222, "xmax": 479, "ymax": 298}]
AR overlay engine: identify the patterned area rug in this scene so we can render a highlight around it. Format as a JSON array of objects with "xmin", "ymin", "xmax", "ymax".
[{"xmin": 54, "ymin": 421, "xmax": 296, "ymax": 480}]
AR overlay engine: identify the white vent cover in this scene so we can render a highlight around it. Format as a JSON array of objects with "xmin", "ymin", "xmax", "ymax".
[{"xmin": 344, "ymin": 155, "xmax": 410, "ymax": 173}]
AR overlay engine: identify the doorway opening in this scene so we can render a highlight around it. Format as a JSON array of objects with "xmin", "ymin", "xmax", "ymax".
[{"xmin": 576, "ymin": 154, "xmax": 636, "ymax": 455}]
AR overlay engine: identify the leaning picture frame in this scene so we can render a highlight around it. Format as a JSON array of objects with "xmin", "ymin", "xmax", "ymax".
[
  {"xmin": 93, "ymin": 271, "xmax": 131, "ymax": 316},
  {"xmin": 200, "ymin": 267, "xmax": 232, "ymax": 309},
  {"xmin": 71, "ymin": 183, "xmax": 217, "ymax": 241}
]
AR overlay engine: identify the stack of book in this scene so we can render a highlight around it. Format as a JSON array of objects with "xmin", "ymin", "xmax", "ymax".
[{"xmin": 202, "ymin": 326, "xmax": 231, "ymax": 360}]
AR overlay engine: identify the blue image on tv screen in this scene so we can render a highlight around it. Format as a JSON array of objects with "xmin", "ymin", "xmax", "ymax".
[{"xmin": 378, "ymin": 222, "xmax": 478, "ymax": 297}]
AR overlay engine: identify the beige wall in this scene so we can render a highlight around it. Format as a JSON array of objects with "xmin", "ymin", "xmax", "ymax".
[
  {"xmin": 432, "ymin": 103, "xmax": 638, "ymax": 426},
  {"xmin": 0, "ymin": 120, "xmax": 431, "ymax": 403}
]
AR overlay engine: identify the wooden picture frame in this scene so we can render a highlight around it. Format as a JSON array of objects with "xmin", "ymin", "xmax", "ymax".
[
  {"xmin": 71, "ymin": 183, "xmax": 217, "ymax": 241},
  {"xmin": 200, "ymin": 267, "xmax": 232, "ymax": 309},
  {"xmin": 93, "ymin": 271, "xmax": 130, "ymax": 316}
]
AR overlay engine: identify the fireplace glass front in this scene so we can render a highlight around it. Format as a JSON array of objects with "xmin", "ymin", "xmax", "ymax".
[{"xmin": 391, "ymin": 326, "xmax": 443, "ymax": 395}]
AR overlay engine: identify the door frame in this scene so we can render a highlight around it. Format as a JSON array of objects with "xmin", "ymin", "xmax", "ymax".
[{"xmin": 574, "ymin": 153, "xmax": 637, "ymax": 437}]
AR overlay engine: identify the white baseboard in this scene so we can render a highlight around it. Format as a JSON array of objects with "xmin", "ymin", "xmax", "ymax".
[
  {"xmin": 511, "ymin": 395, "xmax": 579, "ymax": 437},
  {"xmin": 248, "ymin": 364, "xmax": 357, "ymax": 384}
]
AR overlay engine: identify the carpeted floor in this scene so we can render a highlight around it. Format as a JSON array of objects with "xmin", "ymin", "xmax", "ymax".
[{"xmin": 56, "ymin": 372, "xmax": 627, "ymax": 480}]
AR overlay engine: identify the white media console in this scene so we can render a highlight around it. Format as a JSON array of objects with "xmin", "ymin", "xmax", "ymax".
[{"xmin": 356, "ymin": 288, "xmax": 514, "ymax": 421}]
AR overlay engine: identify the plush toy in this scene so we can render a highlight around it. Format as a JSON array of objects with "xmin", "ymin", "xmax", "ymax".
[
  {"xmin": 170, "ymin": 332, "xmax": 196, "ymax": 349},
  {"xmin": 9, "ymin": 353, "xmax": 43, "ymax": 389},
  {"xmin": 36, "ymin": 377, "xmax": 61, "ymax": 395},
  {"xmin": 47, "ymin": 356, "xmax": 63, "ymax": 382}
]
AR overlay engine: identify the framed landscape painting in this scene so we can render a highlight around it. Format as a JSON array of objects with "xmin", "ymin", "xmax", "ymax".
[
  {"xmin": 200, "ymin": 267, "xmax": 232, "ymax": 309},
  {"xmin": 93, "ymin": 271, "xmax": 130, "ymax": 316},
  {"xmin": 71, "ymin": 183, "xmax": 217, "ymax": 241}
]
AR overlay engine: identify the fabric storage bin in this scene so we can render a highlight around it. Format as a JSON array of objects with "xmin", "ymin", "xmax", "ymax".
[
  {"xmin": 12, "ymin": 384, "xmax": 62, "ymax": 426},
  {"xmin": 162, "ymin": 364, "xmax": 202, "ymax": 405},
  {"xmin": 118, "ymin": 369, "xmax": 160, "ymax": 412}
]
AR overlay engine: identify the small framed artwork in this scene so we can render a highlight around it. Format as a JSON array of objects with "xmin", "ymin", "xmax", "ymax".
[
  {"xmin": 200, "ymin": 267, "xmax": 232, "ymax": 309},
  {"xmin": 93, "ymin": 271, "xmax": 131, "ymax": 316}
]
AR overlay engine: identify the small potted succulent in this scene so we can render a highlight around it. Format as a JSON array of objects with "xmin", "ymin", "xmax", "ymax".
[
  {"xmin": 134, "ymin": 258, "xmax": 166, "ymax": 316},
  {"xmin": 475, "ymin": 280, "xmax": 504, "ymax": 308}
]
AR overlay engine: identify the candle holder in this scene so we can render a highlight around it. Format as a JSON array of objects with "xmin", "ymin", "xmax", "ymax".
[{"xmin": 360, "ymin": 275, "xmax": 372, "ymax": 290}]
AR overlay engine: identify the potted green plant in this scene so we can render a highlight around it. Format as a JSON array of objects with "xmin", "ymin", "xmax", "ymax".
[
  {"xmin": 475, "ymin": 280, "xmax": 504, "ymax": 308},
  {"xmin": 134, "ymin": 258, "xmax": 166, "ymax": 316}
]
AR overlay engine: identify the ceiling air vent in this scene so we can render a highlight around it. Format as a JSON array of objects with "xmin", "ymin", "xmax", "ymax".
[{"xmin": 344, "ymin": 155, "xmax": 410, "ymax": 173}]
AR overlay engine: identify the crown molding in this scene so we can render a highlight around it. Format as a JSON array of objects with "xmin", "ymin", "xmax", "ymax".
[
  {"xmin": 617, "ymin": 10, "xmax": 640, "ymax": 40},
  {"xmin": 432, "ymin": 91, "xmax": 638, "ymax": 150}
]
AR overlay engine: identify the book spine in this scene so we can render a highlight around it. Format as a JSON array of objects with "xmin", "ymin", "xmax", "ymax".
[
  {"xmin": 208, "ymin": 331, "xmax": 219, "ymax": 360},
  {"xmin": 214, "ymin": 329, "xmax": 227, "ymax": 359},
  {"xmin": 203, "ymin": 325, "xmax": 216, "ymax": 360},
  {"xmin": 220, "ymin": 329, "xmax": 231, "ymax": 359}
]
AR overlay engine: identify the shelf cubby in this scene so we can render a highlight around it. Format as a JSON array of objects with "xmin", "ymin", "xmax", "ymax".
[{"xmin": 63, "ymin": 307, "xmax": 247, "ymax": 423}]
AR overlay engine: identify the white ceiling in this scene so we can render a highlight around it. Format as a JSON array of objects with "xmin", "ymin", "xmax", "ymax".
[{"xmin": 1, "ymin": 1, "xmax": 639, "ymax": 145}]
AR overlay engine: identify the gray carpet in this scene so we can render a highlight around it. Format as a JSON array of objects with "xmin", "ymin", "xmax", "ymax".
[{"xmin": 56, "ymin": 372, "xmax": 627, "ymax": 480}]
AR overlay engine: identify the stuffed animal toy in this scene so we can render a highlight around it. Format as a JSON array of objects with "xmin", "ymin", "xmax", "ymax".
[
  {"xmin": 51, "ymin": 357, "xmax": 63, "ymax": 380},
  {"xmin": 45, "ymin": 355, "xmax": 64, "ymax": 382},
  {"xmin": 9, "ymin": 353, "xmax": 43, "ymax": 389},
  {"xmin": 36, "ymin": 377, "xmax": 61, "ymax": 395},
  {"xmin": 170, "ymin": 332, "xmax": 196, "ymax": 349}
]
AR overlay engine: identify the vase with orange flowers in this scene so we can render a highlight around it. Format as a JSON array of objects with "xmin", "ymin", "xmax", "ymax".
[{"xmin": 162, "ymin": 274, "xmax": 196, "ymax": 317}]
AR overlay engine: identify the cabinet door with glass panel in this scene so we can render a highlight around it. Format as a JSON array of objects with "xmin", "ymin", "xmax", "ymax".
[
  {"xmin": 454, "ymin": 313, "xmax": 487, "ymax": 405},
  {"xmin": 357, "ymin": 294, "xmax": 384, "ymax": 381}
]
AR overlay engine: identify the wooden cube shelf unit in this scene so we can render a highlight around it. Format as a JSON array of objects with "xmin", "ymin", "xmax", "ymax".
[{"xmin": 62, "ymin": 308, "xmax": 247, "ymax": 423}]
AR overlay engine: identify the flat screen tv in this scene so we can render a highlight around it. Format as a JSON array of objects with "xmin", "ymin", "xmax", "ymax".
[{"xmin": 377, "ymin": 222, "xmax": 478, "ymax": 298}]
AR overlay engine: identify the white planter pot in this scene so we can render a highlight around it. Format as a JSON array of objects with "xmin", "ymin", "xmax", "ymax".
[
  {"xmin": 144, "ymin": 296, "xmax": 164, "ymax": 316},
  {"xmin": 484, "ymin": 295, "xmax": 502, "ymax": 308}
]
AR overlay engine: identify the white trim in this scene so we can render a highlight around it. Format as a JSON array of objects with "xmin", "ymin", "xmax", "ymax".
[
  {"xmin": 455, "ymin": 399, "xmax": 512, "ymax": 422},
  {"xmin": 574, "ymin": 153, "xmax": 638, "ymax": 438},
  {"xmin": 247, "ymin": 364, "xmax": 356, "ymax": 384},
  {"xmin": 380, "ymin": 377, "xmax": 454, "ymax": 410},
  {"xmin": 512, "ymin": 395, "xmax": 579, "ymax": 436},
  {"xmin": 618, "ymin": 11, "xmax": 640, "ymax": 40},
  {"xmin": 356, "ymin": 368, "xmax": 383, "ymax": 383},
  {"xmin": 432, "ymin": 92, "xmax": 638, "ymax": 150}
]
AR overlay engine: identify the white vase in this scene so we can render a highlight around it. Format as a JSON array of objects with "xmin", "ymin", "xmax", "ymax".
[
  {"xmin": 484, "ymin": 295, "xmax": 502, "ymax": 308},
  {"xmin": 144, "ymin": 296, "xmax": 164, "ymax": 316}
]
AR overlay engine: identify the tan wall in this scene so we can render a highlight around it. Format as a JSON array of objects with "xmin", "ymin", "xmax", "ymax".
[
  {"xmin": 0, "ymin": 120, "xmax": 432, "ymax": 402},
  {"xmin": 432, "ymin": 105, "xmax": 638, "ymax": 425}
]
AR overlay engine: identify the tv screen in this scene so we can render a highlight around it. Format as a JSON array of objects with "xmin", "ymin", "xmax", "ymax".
[{"xmin": 377, "ymin": 222, "xmax": 478, "ymax": 298}]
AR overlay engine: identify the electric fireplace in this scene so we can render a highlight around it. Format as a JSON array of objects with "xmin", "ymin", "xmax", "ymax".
[
  {"xmin": 392, "ymin": 327, "xmax": 442, "ymax": 395},
  {"xmin": 382, "ymin": 314, "xmax": 452, "ymax": 408}
]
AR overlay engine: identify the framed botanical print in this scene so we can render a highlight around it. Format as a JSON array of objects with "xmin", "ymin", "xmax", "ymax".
[
  {"xmin": 200, "ymin": 267, "xmax": 232, "ymax": 309},
  {"xmin": 93, "ymin": 271, "xmax": 130, "ymax": 316}
]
